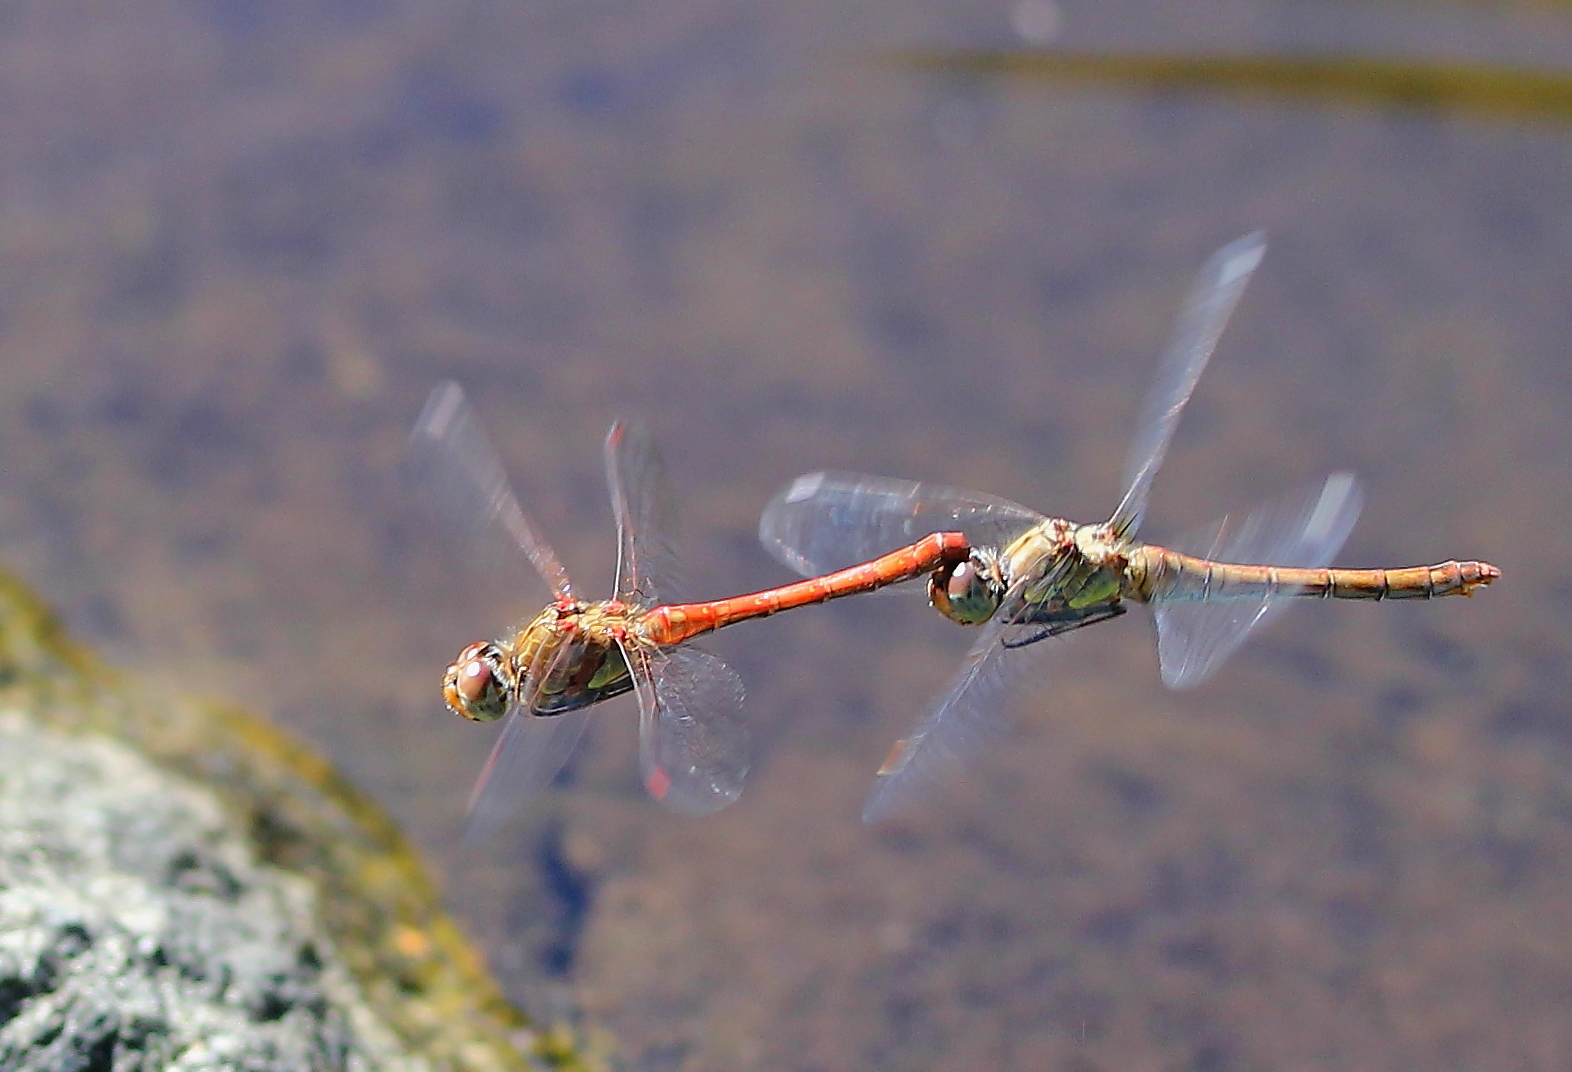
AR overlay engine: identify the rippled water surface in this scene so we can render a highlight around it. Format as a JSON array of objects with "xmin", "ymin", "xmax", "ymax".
[{"xmin": 1, "ymin": 0, "xmax": 1568, "ymax": 1067}]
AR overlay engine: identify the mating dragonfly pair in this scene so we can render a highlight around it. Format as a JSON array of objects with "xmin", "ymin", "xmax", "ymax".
[{"xmin": 409, "ymin": 233, "xmax": 1498, "ymax": 832}]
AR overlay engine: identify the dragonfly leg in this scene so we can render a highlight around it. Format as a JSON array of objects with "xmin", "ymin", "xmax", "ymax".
[{"xmin": 1002, "ymin": 602, "xmax": 1127, "ymax": 649}]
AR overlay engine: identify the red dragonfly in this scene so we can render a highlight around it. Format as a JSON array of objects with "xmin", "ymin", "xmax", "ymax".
[
  {"xmin": 760, "ymin": 233, "xmax": 1499, "ymax": 821},
  {"xmin": 408, "ymin": 382, "xmax": 969, "ymax": 830}
]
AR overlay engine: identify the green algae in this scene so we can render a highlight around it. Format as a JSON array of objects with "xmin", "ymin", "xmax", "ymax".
[
  {"xmin": 885, "ymin": 49, "xmax": 1572, "ymax": 123},
  {"xmin": 0, "ymin": 567, "xmax": 599, "ymax": 1072}
]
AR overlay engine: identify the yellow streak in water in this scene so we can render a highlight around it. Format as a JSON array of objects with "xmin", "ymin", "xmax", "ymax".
[{"xmin": 885, "ymin": 49, "xmax": 1572, "ymax": 123}]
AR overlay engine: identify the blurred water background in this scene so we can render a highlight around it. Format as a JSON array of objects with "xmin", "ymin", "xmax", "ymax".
[{"xmin": 0, "ymin": 0, "xmax": 1565, "ymax": 1067}]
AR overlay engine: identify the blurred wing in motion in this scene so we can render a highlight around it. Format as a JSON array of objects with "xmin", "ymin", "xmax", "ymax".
[
  {"xmin": 605, "ymin": 420, "xmax": 682, "ymax": 609},
  {"xmin": 463, "ymin": 709, "xmax": 591, "ymax": 841},
  {"xmin": 760, "ymin": 471, "xmax": 1040, "ymax": 579},
  {"xmin": 407, "ymin": 381, "xmax": 574, "ymax": 601},
  {"xmin": 461, "ymin": 619, "xmax": 617, "ymax": 838},
  {"xmin": 1153, "ymin": 471, "xmax": 1364, "ymax": 689},
  {"xmin": 1110, "ymin": 232, "xmax": 1268, "ymax": 540},
  {"xmin": 627, "ymin": 642, "xmax": 749, "ymax": 816},
  {"xmin": 862, "ymin": 576, "xmax": 1056, "ymax": 823}
]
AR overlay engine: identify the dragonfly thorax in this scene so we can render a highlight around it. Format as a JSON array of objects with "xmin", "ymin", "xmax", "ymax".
[
  {"xmin": 516, "ymin": 603, "xmax": 639, "ymax": 716},
  {"xmin": 991, "ymin": 519, "xmax": 1131, "ymax": 625}
]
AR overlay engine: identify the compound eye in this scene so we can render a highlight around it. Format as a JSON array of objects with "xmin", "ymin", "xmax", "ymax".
[
  {"xmin": 929, "ymin": 558, "xmax": 999, "ymax": 625},
  {"xmin": 443, "ymin": 643, "xmax": 509, "ymax": 722},
  {"xmin": 456, "ymin": 658, "xmax": 495, "ymax": 706},
  {"xmin": 945, "ymin": 560, "xmax": 977, "ymax": 598}
]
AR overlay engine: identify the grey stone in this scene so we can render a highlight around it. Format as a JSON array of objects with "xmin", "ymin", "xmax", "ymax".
[{"xmin": 0, "ymin": 713, "xmax": 426, "ymax": 1072}]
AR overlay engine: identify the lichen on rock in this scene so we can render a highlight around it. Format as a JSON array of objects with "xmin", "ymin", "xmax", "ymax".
[
  {"xmin": 0, "ymin": 718, "xmax": 419, "ymax": 1071},
  {"xmin": 0, "ymin": 570, "xmax": 589, "ymax": 1071}
]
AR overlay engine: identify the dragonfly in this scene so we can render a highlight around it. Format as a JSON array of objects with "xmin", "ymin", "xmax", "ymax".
[
  {"xmin": 407, "ymin": 382, "xmax": 970, "ymax": 831},
  {"xmin": 759, "ymin": 232, "xmax": 1500, "ymax": 823}
]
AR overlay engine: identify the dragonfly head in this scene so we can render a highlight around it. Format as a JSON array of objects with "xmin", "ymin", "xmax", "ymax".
[
  {"xmin": 442, "ymin": 641, "xmax": 513, "ymax": 722},
  {"xmin": 929, "ymin": 548, "xmax": 1006, "ymax": 625}
]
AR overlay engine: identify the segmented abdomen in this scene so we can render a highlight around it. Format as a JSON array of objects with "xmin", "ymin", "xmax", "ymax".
[
  {"xmin": 643, "ymin": 531, "xmax": 971, "ymax": 645},
  {"xmin": 1130, "ymin": 546, "xmax": 1500, "ymax": 603}
]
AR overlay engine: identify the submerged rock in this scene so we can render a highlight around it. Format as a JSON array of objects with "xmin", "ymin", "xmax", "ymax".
[{"xmin": 0, "ymin": 570, "xmax": 590, "ymax": 1072}]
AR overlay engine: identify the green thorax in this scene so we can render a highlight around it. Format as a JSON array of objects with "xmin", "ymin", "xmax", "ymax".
[{"xmin": 1000, "ymin": 519, "xmax": 1131, "ymax": 617}]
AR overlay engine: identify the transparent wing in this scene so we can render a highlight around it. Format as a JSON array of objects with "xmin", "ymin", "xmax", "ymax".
[
  {"xmin": 1110, "ymin": 233, "xmax": 1268, "ymax": 539},
  {"xmin": 460, "ymin": 627, "xmax": 605, "ymax": 839},
  {"xmin": 605, "ymin": 420, "xmax": 682, "ymax": 608},
  {"xmin": 626, "ymin": 641, "xmax": 749, "ymax": 817},
  {"xmin": 862, "ymin": 576, "xmax": 1056, "ymax": 823},
  {"xmin": 1153, "ymin": 472, "xmax": 1364, "ymax": 690},
  {"xmin": 407, "ymin": 381, "xmax": 574, "ymax": 600},
  {"xmin": 760, "ymin": 471, "xmax": 1041, "ymax": 579},
  {"xmin": 462, "ymin": 708, "xmax": 591, "ymax": 841}
]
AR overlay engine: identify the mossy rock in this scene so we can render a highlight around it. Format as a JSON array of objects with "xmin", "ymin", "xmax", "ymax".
[{"xmin": 0, "ymin": 567, "xmax": 596, "ymax": 1071}]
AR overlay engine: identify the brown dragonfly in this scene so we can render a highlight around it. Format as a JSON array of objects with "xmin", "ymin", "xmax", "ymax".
[
  {"xmin": 759, "ymin": 233, "xmax": 1500, "ymax": 822},
  {"xmin": 408, "ymin": 382, "xmax": 968, "ymax": 829}
]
